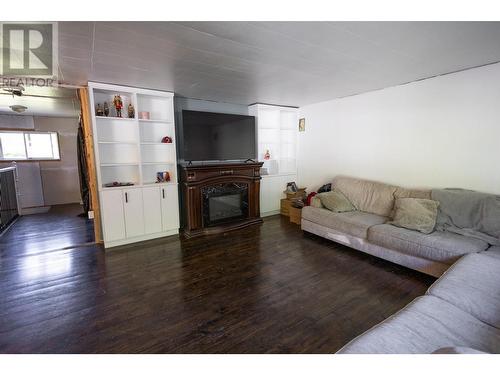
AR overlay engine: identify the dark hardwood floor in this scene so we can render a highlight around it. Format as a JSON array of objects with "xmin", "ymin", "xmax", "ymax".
[
  {"xmin": 0, "ymin": 214, "xmax": 434, "ymax": 353},
  {"xmin": 0, "ymin": 203, "xmax": 94, "ymax": 258}
]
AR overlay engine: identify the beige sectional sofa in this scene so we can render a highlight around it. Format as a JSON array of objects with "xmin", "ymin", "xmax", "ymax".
[
  {"xmin": 301, "ymin": 176, "xmax": 500, "ymax": 353},
  {"xmin": 338, "ymin": 249, "xmax": 500, "ymax": 353},
  {"xmin": 301, "ymin": 176, "xmax": 491, "ymax": 277}
]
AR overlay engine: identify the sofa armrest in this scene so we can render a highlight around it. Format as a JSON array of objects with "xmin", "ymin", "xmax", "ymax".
[{"xmin": 310, "ymin": 196, "xmax": 324, "ymax": 208}]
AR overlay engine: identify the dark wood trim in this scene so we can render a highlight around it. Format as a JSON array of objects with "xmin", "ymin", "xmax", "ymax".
[{"xmin": 182, "ymin": 217, "xmax": 263, "ymax": 239}]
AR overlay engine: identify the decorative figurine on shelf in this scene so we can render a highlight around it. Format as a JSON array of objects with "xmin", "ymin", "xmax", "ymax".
[
  {"xmin": 96, "ymin": 103, "xmax": 104, "ymax": 117},
  {"xmin": 264, "ymin": 149, "xmax": 271, "ymax": 160},
  {"xmin": 161, "ymin": 136, "xmax": 172, "ymax": 143},
  {"xmin": 156, "ymin": 171, "xmax": 171, "ymax": 183},
  {"xmin": 103, "ymin": 102, "xmax": 110, "ymax": 117},
  {"xmin": 128, "ymin": 103, "xmax": 135, "ymax": 119},
  {"xmin": 112, "ymin": 95, "xmax": 123, "ymax": 117}
]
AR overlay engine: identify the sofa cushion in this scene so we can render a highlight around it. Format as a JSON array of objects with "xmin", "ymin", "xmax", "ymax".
[
  {"xmin": 337, "ymin": 296, "xmax": 500, "ymax": 354},
  {"xmin": 332, "ymin": 176, "xmax": 397, "ymax": 217},
  {"xmin": 317, "ymin": 190, "xmax": 356, "ymax": 213},
  {"xmin": 427, "ymin": 253, "xmax": 500, "ymax": 329},
  {"xmin": 368, "ymin": 224, "xmax": 489, "ymax": 264},
  {"xmin": 389, "ymin": 198, "xmax": 439, "ymax": 234},
  {"xmin": 302, "ymin": 206, "xmax": 387, "ymax": 239},
  {"xmin": 394, "ymin": 187, "xmax": 432, "ymax": 200},
  {"xmin": 391, "ymin": 187, "xmax": 432, "ymax": 218},
  {"xmin": 310, "ymin": 196, "xmax": 324, "ymax": 208}
]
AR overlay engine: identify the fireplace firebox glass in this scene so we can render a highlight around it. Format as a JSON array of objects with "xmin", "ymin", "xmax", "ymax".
[{"xmin": 201, "ymin": 183, "xmax": 249, "ymax": 227}]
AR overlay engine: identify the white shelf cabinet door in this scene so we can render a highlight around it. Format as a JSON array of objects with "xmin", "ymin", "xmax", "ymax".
[
  {"xmin": 101, "ymin": 189, "xmax": 126, "ymax": 242},
  {"xmin": 260, "ymin": 176, "xmax": 282, "ymax": 213},
  {"xmin": 123, "ymin": 188, "xmax": 145, "ymax": 238},
  {"xmin": 160, "ymin": 184, "xmax": 180, "ymax": 231},
  {"xmin": 142, "ymin": 186, "xmax": 163, "ymax": 235},
  {"xmin": 260, "ymin": 174, "xmax": 297, "ymax": 215}
]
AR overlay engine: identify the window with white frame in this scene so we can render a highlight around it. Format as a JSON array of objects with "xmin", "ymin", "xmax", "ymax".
[{"xmin": 0, "ymin": 131, "xmax": 60, "ymax": 161}]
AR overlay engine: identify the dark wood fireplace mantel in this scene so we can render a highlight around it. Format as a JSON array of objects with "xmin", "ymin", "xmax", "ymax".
[{"xmin": 179, "ymin": 161, "xmax": 264, "ymax": 238}]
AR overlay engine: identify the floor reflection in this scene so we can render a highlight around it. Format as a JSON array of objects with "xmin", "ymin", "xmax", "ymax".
[
  {"xmin": 0, "ymin": 203, "xmax": 94, "ymax": 258},
  {"xmin": 0, "ymin": 215, "xmax": 433, "ymax": 353},
  {"xmin": 20, "ymin": 251, "xmax": 73, "ymax": 281}
]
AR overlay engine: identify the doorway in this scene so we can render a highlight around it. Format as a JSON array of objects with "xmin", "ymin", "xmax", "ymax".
[{"xmin": 0, "ymin": 86, "xmax": 96, "ymax": 257}]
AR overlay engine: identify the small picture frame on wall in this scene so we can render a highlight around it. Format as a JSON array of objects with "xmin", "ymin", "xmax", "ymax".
[{"xmin": 299, "ymin": 118, "xmax": 305, "ymax": 132}]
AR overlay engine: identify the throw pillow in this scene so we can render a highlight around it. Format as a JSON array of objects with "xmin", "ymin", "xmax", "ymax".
[
  {"xmin": 317, "ymin": 190, "xmax": 356, "ymax": 213},
  {"xmin": 389, "ymin": 198, "xmax": 439, "ymax": 234},
  {"xmin": 310, "ymin": 196, "xmax": 324, "ymax": 208}
]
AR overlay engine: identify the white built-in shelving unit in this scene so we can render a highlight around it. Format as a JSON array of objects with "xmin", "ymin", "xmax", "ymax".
[
  {"xmin": 248, "ymin": 104, "xmax": 298, "ymax": 216},
  {"xmin": 88, "ymin": 82, "xmax": 179, "ymax": 248}
]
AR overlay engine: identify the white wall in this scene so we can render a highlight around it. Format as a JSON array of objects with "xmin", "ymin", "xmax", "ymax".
[
  {"xmin": 297, "ymin": 62, "xmax": 500, "ymax": 194},
  {"xmin": 34, "ymin": 117, "xmax": 81, "ymax": 206},
  {"xmin": 0, "ymin": 114, "xmax": 81, "ymax": 210},
  {"xmin": 0, "ymin": 114, "xmax": 45, "ymax": 209}
]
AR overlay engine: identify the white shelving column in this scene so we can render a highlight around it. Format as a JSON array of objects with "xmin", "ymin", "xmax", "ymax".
[
  {"xmin": 137, "ymin": 93, "xmax": 178, "ymax": 186},
  {"xmin": 88, "ymin": 82, "xmax": 179, "ymax": 248},
  {"xmin": 248, "ymin": 104, "xmax": 298, "ymax": 216}
]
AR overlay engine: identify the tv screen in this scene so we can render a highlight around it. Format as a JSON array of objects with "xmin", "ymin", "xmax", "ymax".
[{"xmin": 181, "ymin": 110, "xmax": 256, "ymax": 162}]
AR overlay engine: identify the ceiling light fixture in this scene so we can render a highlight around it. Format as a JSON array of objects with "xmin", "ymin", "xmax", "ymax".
[{"xmin": 9, "ymin": 105, "xmax": 28, "ymax": 113}]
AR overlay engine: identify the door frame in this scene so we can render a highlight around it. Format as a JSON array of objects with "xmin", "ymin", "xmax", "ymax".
[{"xmin": 78, "ymin": 87, "xmax": 103, "ymax": 243}]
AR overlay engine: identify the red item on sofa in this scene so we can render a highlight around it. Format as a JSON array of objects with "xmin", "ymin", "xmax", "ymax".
[{"xmin": 306, "ymin": 192, "xmax": 317, "ymax": 206}]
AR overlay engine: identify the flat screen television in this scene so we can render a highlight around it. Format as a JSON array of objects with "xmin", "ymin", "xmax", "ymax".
[{"xmin": 181, "ymin": 110, "xmax": 256, "ymax": 162}]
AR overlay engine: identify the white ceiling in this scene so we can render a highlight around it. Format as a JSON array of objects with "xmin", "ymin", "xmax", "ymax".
[{"xmin": 56, "ymin": 21, "xmax": 500, "ymax": 107}]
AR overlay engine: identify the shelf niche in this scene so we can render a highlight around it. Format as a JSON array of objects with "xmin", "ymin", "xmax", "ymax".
[{"xmin": 248, "ymin": 104, "xmax": 298, "ymax": 177}]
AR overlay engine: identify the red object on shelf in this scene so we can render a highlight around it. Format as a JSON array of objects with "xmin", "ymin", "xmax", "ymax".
[
  {"xmin": 156, "ymin": 171, "xmax": 171, "ymax": 183},
  {"xmin": 161, "ymin": 136, "xmax": 172, "ymax": 143}
]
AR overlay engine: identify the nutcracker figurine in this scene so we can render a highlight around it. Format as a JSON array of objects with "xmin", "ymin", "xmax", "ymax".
[
  {"xmin": 112, "ymin": 95, "xmax": 123, "ymax": 117},
  {"xmin": 95, "ymin": 103, "xmax": 104, "ymax": 117},
  {"xmin": 103, "ymin": 102, "xmax": 110, "ymax": 117},
  {"xmin": 128, "ymin": 103, "xmax": 135, "ymax": 119}
]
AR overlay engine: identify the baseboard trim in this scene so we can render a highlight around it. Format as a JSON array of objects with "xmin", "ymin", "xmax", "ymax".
[
  {"xmin": 261, "ymin": 210, "xmax": 280, "ymax": 217},
  {"xmin": 20, "ymin": 206, "xmax": 51, "ymax": 215},
  {"xmin": 104, "ymin": 229, "xmax": 179, "ymax": 249}
]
